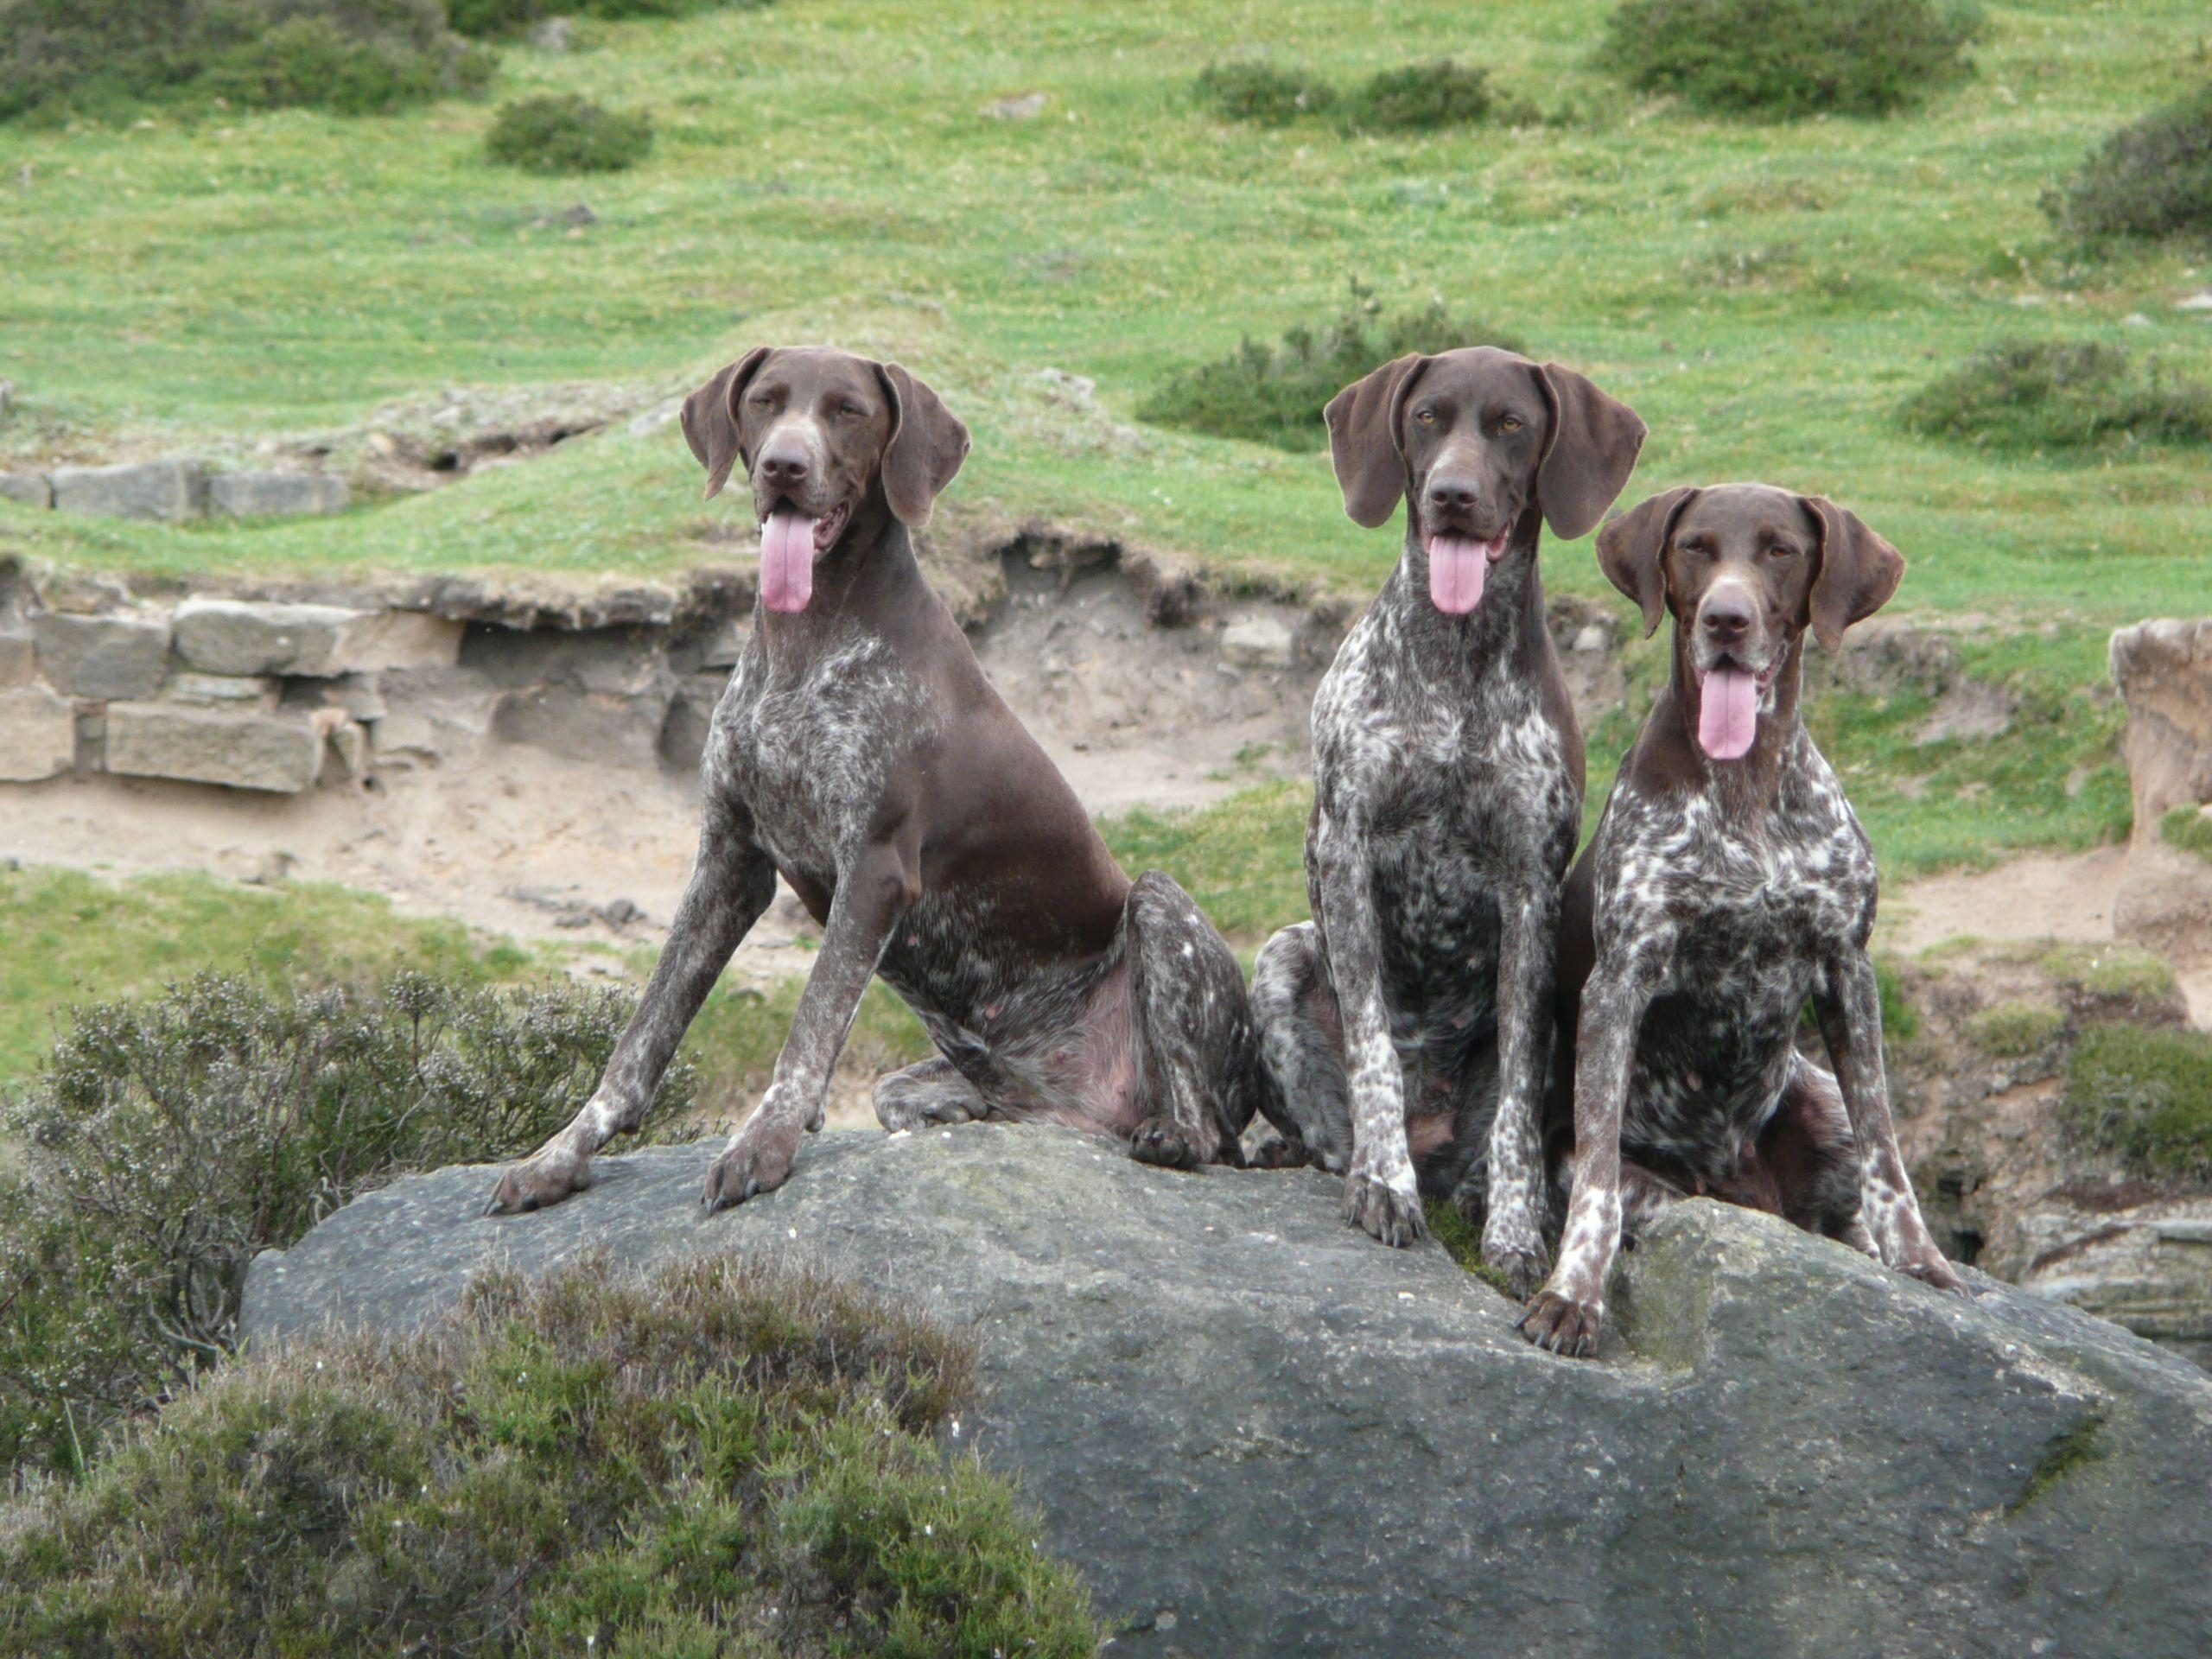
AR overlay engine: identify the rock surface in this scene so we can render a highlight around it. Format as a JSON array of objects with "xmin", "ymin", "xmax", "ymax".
[
  {"xmin": 207, "ymin": 471, "xmax": 349, "ymax": 519},
  {"xmin": 2111, "ymin": 618, "xmax": 2212, "ymax": 830},
  {"xmin": 173, "ymin": 597, "xmax": 462, "ymax": 677},
  {"xmin": 243, "ymin": 1124, "xmax": 2212, "ymax": 1658},
  {"xmin": 0, "ymin": 472, "xmax": 51, "ymax": 509},
  {"xmin": 31, "ymin": 610, "xmax": 171, "ymax": 699},
  {"xmin": 49, "ymin": 458, "xmax": 207, "ymax": 521},
  {"xmin": 105, "ymin": 701, "xmax": 325, "ymax": 792},
  {"xmin": 0, "ymin": 684, "xmax": 77, "ymax": 780}
]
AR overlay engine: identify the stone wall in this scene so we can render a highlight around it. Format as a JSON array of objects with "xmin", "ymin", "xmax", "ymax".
[{"xmin": 0, "ymin": 459, "xmax": 346, "ymax": 523}]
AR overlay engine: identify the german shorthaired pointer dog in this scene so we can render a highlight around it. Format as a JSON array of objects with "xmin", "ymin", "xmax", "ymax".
[
  {"xmin": 1517, "ymin": 483, "xmax": 1967, "ymax": 1357},
  {"xmin": 1250, "ymin": 347, "xmax": 1645, "ymax": 1288},
  {"xmin": 491, "ymin": 346, "xmax": 1273, "ymax": 1216}
]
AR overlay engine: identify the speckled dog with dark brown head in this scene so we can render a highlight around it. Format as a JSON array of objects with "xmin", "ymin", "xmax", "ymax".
[
  {"xmin": 1250, "ymin": 346, "xmax": 1645, "ymax": 1289},
  {"xmin": 491, "ymin": 346, "xmax": 1279, "ymax": 1217},
  {"xmin": 1518, "ymin": 483, "xmax": 1968, "ymax": 1359}
]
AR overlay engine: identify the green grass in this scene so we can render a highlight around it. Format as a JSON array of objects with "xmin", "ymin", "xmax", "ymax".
[
  {"xmin": 2163, "ymin": 804, "xmax": 2212, "ymax": 861},
  {"xmin": 1965, "ymin": 997, "xmax": 2066, "ymax": 1057},
  {"xmin": 2063, "ymin": 1020, "xmax": 2212, "ymax": 1181},
  {"xmin": 0, "ymin": 0, "xmax": 2207, "ymax": 629},
  {"xmin": 0, "ymin": 1252, "xmax": 1101, "ymax": 1654}
]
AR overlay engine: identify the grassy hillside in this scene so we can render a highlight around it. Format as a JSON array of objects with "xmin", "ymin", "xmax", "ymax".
[{"xmin": 0, "ymin": 0, "xmax": 2206, "ymax": 625}]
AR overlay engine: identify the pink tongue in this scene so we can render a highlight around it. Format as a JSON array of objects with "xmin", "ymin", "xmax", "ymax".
[
  {"xmin": 1700, "ymin": 668, "xmax": 1759, "ymax": 760},
  {"xmin": 759, "ymin": 510, "xmax": 816, "ymax": 613},
  {"xmin": 1427, "ymin": 534, "xmax": 1488, "ymax": 614}
]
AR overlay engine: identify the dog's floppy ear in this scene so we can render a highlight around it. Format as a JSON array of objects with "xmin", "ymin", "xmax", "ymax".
[
  {"xmin": 1596, "ymin": 486, "xmax": 1696, "ymax": 639},
  {"xmin": 1802, "ymin": 495, "xmax": 1904, "ymax": 652},
  {"xmin": 1324, "ymin": 353, "xmax": 1429, "ymax": 529},
  {"xmin": 874, "ymin": 362, "xmax": 971, "ymax": 527},
  {"xmin": 681, "ymin": 346, "xmax": 770, "ymax": 501},
  {"xmin": 1535, "ymin": 363, "xmax": 1646, "ymax": 541}
]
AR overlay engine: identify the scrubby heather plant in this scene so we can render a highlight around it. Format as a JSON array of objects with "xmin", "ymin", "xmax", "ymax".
[
  {"xmin": 1194, "ymin": 60, "xmax": 1334, "ymax": 124},
  {"xmin": 1140, "ymin": 286, "xmax": 1520, "ymax": 452},
  {"xmin": 2064, "ymin": 1022, "xmax": 2212, "ymax": 1185},
  {"xmin": 0, "ymin": 971, "xmax": 683, "ymax": 1476},
  {"xmin": 0, "ymin": 1254, "xmax": 1101, "ymax": 1655},
  {"xmin": 2044, "ymin": 82, "xmax": 2212, "ymax": 245},
  {"xmin": 1600, "ymin": 0, "xmax": 1981, "ymax": 119},
  {"xmin": 1899, "ymin": 340, "xmax": 2212, "ymax": 454},
  {"xmin": 485, "ymin": 91, "xmax": 655, "ymax": 173},
  {"xmin": 1342, "ymin": 60, "xmax": 1524, "ymax": 132},
  {"xmin": 448, "ymin": 0, "xmax": 769, "ymax": 39}
]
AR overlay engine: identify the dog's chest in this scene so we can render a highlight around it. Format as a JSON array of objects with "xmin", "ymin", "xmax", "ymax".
[{"xmin": 717, "ymin": 632, "xmax": 918, "ymax": 879}]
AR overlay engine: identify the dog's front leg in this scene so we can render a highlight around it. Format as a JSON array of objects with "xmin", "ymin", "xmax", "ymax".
[
  {"xmin": 1470, "ymin": 883, "xmax": 1560, "ymax": 1298},
  {"xmin": 1519, "ymin": 956, "xmax": 1649, "ymax": 1357},
  {"xmin": 1815, "ymin": 950, "xmax": 1967, "ymax": 1294},
  {"xmin": 491, "ymin": 798, "xmax": 778, "ymax": 1213},
  {"xmin": 1312, "ymin": 820, "xmax": 1422, "ymax": 1246},
  {"xmin": 702, "ymin": 841, "xmax": 915, "ymax": 1211}
]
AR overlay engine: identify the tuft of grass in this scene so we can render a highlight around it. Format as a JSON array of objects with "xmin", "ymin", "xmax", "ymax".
[
  {"xmin": 2044, "ymin": 80, "xmax": 2212, "ymax": 245},
  {"xmin": 449, "ymin": 0, "xmax": 767, "ymax": 36},
  {"xmin": 1342, "ymin": 60, "xmax": 1522, "ymax": 132},
  {"xmin": 0, "ymin": 1253, "xmax": 1102, "ymax": 1655},
  {"xmin": 485, "ymin": 92, "xmax": 655, "ymax": 175},
  {"xmin": 2004, "ymin": 1414, "xmax": 2107, "ymax": 1519},
  {"xmin": 1194, "ymin": 60, "xmax": 1335, "ymax": 124},
  {"xmin": 1138, "ymin": 285, "xmax": 1519, "ymax": 452},
  {"xmin": 2028, "ymin": 941, "xmax": 2178, "ymax": 1006},
  {"xmin": 1900, "ymin": 340, "xmax": 2212, "ymax": 454},
  {"xmin": 2063, "ymin": 1021, "xmax": 2212, "ymax": 1183},
  {"xmin": 2161, "ymin": 804, "xmax": 2212, "ymax": 862},
  {"xmin": 1875, "ymin": 956, "xmax": 1923, "ymax": 1043},
  {"xmin": 1599, "ymin": 0, "xmax": 1982, "ymax": 119},
  {"xmin": 1965, "ymin": 999, "xmax": 2066, "ymax": 1059},
  {"xmin": 1101, "ymin": 779, "xmax": 1313, "ymax": 947},
  {"xmin": 1422, "ymin": 1199, "xmax": 1522, "ymax": 1297}
]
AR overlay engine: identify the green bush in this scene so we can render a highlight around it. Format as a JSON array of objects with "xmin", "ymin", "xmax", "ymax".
[
  {"xmin": 485, "ymin": 91, "xmax": 654, "ymax": 173},
  {"xmin": 1899, "ymin": 340, "xmax": 2212, "ymax": 454},
  {"xmin": 1139, "ymin": 287, "xmax": 1520, "ymax": 452},
  {"xmin": 1965, "ymin": 1000, "xmax": 2066, "ymax": 1059},
  {"xmin": 0, "ymin": 0, "xmax": 489, "ymax": 124},
  {"xmin": 2063, "ymin": 1021, "xmax": 2212, "ymax": 1183},
  {"xmin": 1599, "ymin": 0, "xmax": 1982, "ymax": 119},
  {"xmin": 1343, "ymin": 59, "xmax": 1518, "ymax": 132},
  {"xmin": 0, "ymin": 971, "xmax": 681, "ymax": 1477},
  {"xmin": 2045, "ymin": 83, "xmax": 2212, "ymax": 245},
  {"xmin": 2162, "ymin": 804, "xmax": 2212, "ymax": 862},
  {"xmin": 1195, "ymin": 60, "xmax": 1334, "ymax": 124},
  {"xmin": 0, "ymin": 1253, "xmax": 1101, "ymax": 1655},
  {"xmin": 447, "ymin": 0, "xmax": 767, "ymax": 39}
]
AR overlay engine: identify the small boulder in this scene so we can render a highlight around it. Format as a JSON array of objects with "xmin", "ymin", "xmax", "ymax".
[
  {"xmin": 163, "ymin": 671, "xmax": 279, "ymax": 709},
  {"xmin": 105, "ymin": 701, "xmax": 325, "ymax": 793},
  {"xmin": 49, "ymin": 458, "xmax": 207, "ymax": 521},
  {"xmin": 31, "ymin": 610, "xmax": 172, "ymax": 700},
  {"xmin": 0, "ymin": 472, "xmax": 51, "ymax": 509},
  {"xmin": 172, "ymin": 598, "xmax": 462, "ymax": 677},
  {"xmin": 0, "ymin": 683, "xmax": 78, "ymax": 780},
  {"xmin": 206, "ymin": 472, "xmax": 349, "ymax": 519},
  {"xmin": 1220, "ymin": 614, "xmax": 1296, "ymax": 671},
  {"xmin": 982, "ymin": 92, "xmax": 1049, "ymax": 120}
]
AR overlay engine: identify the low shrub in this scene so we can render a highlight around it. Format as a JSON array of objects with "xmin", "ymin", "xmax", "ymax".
[
  {"xmin": 2063, "ymin": 1021, "xmax": 2212, "ymax": 1184},
  {"xmin": 448, "ymin": 0, "xmax": 768, "ymax": 39},
  {"xmin": 0, "ymin": 971, "xmax": 682, "ymax": 1477},
  {"xmin": 2044, "ymin": 83, "xmax": 2212, "ymax": 245},
  {"xmin": 0, "ymin": 1253, "xmax": 1101, "ymax": 1655},
  {"xmin": 1965, "ymin": 1000, "xmax": 2066, "ymax": 1059},
  {"xmin": 1599, "ymin": 0, "xmax": 1982, "ymax": 119},
  {"xmin": 485, "ymin": 91, "xmax": 654, "ymax": 173},
  {"xmin": 0, "ymin": 0, "xmax": 490, "ymax": 124},
  {"xmin": 2162, "ymin": 804, "xmax": 2212, "ymax": 862},
  {"xmin": 1343, "ymin": 59, "xmax": 1523, "ymax": 132},
  {"xmin": 1195, "ymin": 60, "xmax": 1334, "ymax": 124},
  {"xmin": 1898, "ymin": 340, "xmax": 2212, "ymax": 454},
  {"xmin": 1138, "ymin": 288, "xmax": 1520, "ymax": 452}
]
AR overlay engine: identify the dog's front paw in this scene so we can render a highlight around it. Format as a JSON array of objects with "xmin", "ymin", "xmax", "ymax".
[
  {"xmin": 1247, "ymin": 1131, "xmax": 1311, "ymax": 1170},
  {"xmin": 702, "ymin": 1122, "xmax": 800, "ymax": 1212},
  {"xmin": 1343, "ymin": 1168, "xmax": 1426, "ymax": 1248},
  {"xmin": 1516, "ymin": 1289, "xmax": 1603, "ymax": 1358},
  {"xmin": 1897, "ymin": 1248, "xmax": 1970, "ymax": 1296},
  {"xmin": 1129, "ymin": 1114, "xmax": 1204, "ymax": 1171},
  {"xmin": 487, "ymin": 1147, "xmax": 591, "ymax": 1215},
  {"xmin": 1477, "ymin": 1208, "xmax": 1551, "ymax": 1300}
]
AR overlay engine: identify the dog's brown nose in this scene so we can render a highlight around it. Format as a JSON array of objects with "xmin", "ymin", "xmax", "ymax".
[
  {"xmin": 759, "ymin": 448, "xmax": 810, "ymax": 487},
  {"xmin": 1427, "ymin": 476, "xmax": 1480, "ymax": 514},
  {"xmin": 1700, "ymin": 594, "xmax": 1753, "ymax": 643}
]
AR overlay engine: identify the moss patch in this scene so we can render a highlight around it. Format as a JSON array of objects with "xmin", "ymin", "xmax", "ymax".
[
  {"xmin": 1423, "ymin": 1199, "xmax": 1522, "ymax": 1298},
  {"xmin": 2004, "ymin": 1414, "xmax": 2107, "ymax": 1520},
  {"xmin": 2063, "ymin": 1022, "xmax": 2212, "ymax": 1183},
  {"xmin": 0, "ymin": 1253, "xmax": 1101, "ymax": 1655},
  {"xmin": 1965, "ymin": 1000, "xmax": 2067, "ymax": 1059}
]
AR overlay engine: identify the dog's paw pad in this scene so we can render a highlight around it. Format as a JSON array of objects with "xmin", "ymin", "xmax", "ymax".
[
  {"xmin": 1516, "ymin": 1290, "xmax": 1603, "ymax": 1358},
  {"xmin": 1128, "ymin": 1116, "xmax": 1203, "ymax": 1172},
  {"xmin": 487, "ymin": 1153, "xmax": 589, "ymax": 1216},
  {"xmin": 1248, "ymin": 1132, "xmax": 1311, "ymax": 1171},
  {"xmin": 702, "ymin": 1130, "xmax": 798, "ymax": 1213},
  {"xmin": 1343, "ymin": 1171, "xmax": 1426, "ymax": 1249}
]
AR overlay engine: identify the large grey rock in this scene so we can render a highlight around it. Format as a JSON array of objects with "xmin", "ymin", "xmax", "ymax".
[
  {"xmin": 105, "ymin": 700, "xmax": 323, "ymax": 792},
  {"xmin": 31, "ymin": 610, "xmax": 171, "ymax": 699},
  {"xmin": 49, "ymin": 458, "xmax": 207, "ymax": 521},
  {"xmin": 206, "ymin": 471, "xmax": 349, "ymax": 519},
  {"xmin": 172, "ymin": 597, "xmax": 462, "ymax": 677},
  {"xmin": 243, "ymin": 1125, "xmax": 2212, "ymax": 1659},
  {"xmin": 0, "ymin": 683, "xmax": 77, "ymax": 779},
  {"xmin": 0, "ymin": 623, "xmax": 33, "ymax": 688},
  {"xmin": 0, "ymin": 472, "xmax": 50, "ymax": 509}
]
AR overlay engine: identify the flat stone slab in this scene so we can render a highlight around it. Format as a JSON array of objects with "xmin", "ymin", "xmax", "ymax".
[
  {"xmin": 243, "ymin": 1124, "xmax": 2212, "ymax": 1659},
  {"xmin": 49, "ymin": 459, "xmax": 206, "ymax": 521},
  {"xmin": 30, "ymin": 610, "xmax": 171, "ymax": 700},
  {"xmin": 0, "ymin": 683, "xmax": 77, "ymax": 780},
  {"xmin": 172, "ymin": 598, "xmax": 462, "ymax": 677},
  {"xmin": 105, "ymin": 700, "xmax": 323, "ymax": 792},
  {"xmin": 207, "ymin": 472, "xmax": 349, "ymax": 518},
  {"xmin": 0, "ymin": 472, "xmax": 51, "ymax": 509}
]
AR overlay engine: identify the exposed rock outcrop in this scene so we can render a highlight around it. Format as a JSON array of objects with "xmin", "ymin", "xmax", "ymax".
[{"xmin": 244, "ymin": 1124, "xmax": 2212, "ymax": 1659}]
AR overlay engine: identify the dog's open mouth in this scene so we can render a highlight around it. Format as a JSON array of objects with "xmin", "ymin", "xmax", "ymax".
[
  {"xmin": 1694, "ymin": 657, "xmax": 1779, "ymax": 762},
  {"xmin": 1424, "ymin": 529, "xmax": 1510, "ymax": 615},
  {"xmin": 757, "ymin": 503, "xmax": 850, "ymax": 613}
]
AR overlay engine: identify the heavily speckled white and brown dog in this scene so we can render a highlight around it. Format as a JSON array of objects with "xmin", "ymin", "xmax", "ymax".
[
  {"xmin": 490, "ymin": 346, "xmax": 1278, "ymax": 1217},
  {"xmin": 1249, "ymin": 347, "xmax": 1645, "ymax": 1290},
  {"xmin": 1518, "ymin": 483, "xmax": 1968, "ymax": 1359}
]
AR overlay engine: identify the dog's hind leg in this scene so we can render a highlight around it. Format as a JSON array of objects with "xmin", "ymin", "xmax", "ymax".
[
  {"xmin": 1764, "ymin": 1054, "xmax": 1877, "ymax": 1256},
  {"xmin": 1249, "ymin": 921, "xmax": 1354, "ymax": 1173},
  {"xmin": 874, "ymin": 1056, "xmax": 988, "ymax": 1133},
  {"xmin": 1122, "ymin": 870, "xmax": 1261, "ymax": 1171}
]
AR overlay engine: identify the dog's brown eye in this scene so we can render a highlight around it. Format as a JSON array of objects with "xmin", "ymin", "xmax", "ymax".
[
  {"xmin": 1499, "ymin": 416, "xmax": 1522, "ymax": 433},
  {"xmin": 1413, "ymin": 408, "xmax": 1437, "ymax": 425},
  {"xmin": 1764, "ymin": 544, "xmax": 1797, "ymax": 561}
]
